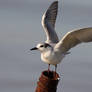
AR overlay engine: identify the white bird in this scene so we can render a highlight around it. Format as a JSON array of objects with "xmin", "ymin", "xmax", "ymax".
[{"xmin": 31, "ymin": 0, "xmax": 92, "ymax": 72}]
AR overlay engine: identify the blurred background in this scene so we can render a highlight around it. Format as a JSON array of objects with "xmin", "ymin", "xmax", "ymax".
[{"xmin": 0, "ymin": 0, "xmax": 92, "ymax": 92}]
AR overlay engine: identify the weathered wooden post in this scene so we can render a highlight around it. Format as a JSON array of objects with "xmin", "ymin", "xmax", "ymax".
[{"xmin": 35, "ymin": 70, "xmax": 60, "ymax": 92}]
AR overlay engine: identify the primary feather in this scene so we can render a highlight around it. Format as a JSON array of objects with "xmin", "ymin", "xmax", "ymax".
[
  {"xmin": 55, "ymin": 27, "xmax": 92, "ymax": 53},
  {"xmin": 41, "ymin": 1, "xmax": 59, "ymax": 43}
]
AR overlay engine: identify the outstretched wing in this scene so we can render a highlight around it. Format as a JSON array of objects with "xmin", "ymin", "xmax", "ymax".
[
  {"xmin": 41, "ymin": 1, "xmax": 59, "ymax": 43},
  {"xmin": 55, "ymin": 27, "xmax": 92, "ymax": 53}
]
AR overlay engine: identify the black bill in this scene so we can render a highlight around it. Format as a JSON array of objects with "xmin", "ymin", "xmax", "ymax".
[{"xmin": 30, "ymin": 47, "xmax": 38, "ymax": 50}]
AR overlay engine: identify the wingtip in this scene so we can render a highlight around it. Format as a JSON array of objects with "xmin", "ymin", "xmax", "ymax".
[
  {"xmin": 54, "ymin": 0, "xmax": 58, "ymax": 3},
  {"xmin": 52, "ymin": 0, "xmax": 58, "ymax": 4},
  {"xmin": 50, "ymin": 0, "xmax": 58, "ymax": 8}
]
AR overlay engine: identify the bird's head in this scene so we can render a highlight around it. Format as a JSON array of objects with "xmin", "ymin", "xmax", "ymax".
[{"xmin": 30, "ymin": 43, "xmax": 52, "ymax": 52}]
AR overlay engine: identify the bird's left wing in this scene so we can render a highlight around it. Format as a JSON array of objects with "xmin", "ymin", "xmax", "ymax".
[
  {"xmin": 55, "ymin": 27, "xmax": 92, "ymax": 53},
  {"xmin": 41, "ymin": 1, "xmax": 59, "ymax": 43}
]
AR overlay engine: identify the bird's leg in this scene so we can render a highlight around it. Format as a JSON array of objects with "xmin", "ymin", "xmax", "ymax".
[
  {"xmin": 48, "ymin": 64, "xmax": 50, "ymax": 73},
  {"xmin": 54, "ymin": 64, "xmax": 57, "ymax": 77},
  {"xmin": 55, "ymin": 64, "xmax": 57, "ymax": 73}
]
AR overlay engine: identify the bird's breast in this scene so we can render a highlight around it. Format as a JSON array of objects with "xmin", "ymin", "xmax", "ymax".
[{"xmin": 41, "ymin": 51, "xmax": 65, "ymax": 65}]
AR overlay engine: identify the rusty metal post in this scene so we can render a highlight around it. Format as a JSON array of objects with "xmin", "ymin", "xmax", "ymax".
[{"xmin": 35, "ymin": 70, "xmax": 60, "ymax": 92}]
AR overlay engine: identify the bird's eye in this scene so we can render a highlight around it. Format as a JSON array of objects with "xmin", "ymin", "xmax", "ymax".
[
  {"xmin": 44, "ymin": 43, "xmax": 51, "ymax": 48},
  {"xmin": 40, "ymin": 45, "xmax": 44, "ymax": 47}
]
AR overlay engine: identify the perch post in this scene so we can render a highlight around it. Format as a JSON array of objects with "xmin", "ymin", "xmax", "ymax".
[{"xmin": 35, "ymin": 70, "xmax": 60, "ymax": 92}]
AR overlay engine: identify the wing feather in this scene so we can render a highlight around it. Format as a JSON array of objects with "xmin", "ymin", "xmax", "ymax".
[
  {"xmin": 55, "ymin": 27, "xmax": 92, "ymax": 52},
  {"xmin": 41, "ymin": 1, "xmax": 59, "ymax": 43}
]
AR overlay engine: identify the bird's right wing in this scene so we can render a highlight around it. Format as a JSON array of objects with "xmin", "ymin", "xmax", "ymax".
[
  {"xmin": 41, "ymin": 1, "xmax": 59, "ymax": 43},
  {"xmin": 55, "ymin": 27, "xmax": 92, "ymax": 53}
]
